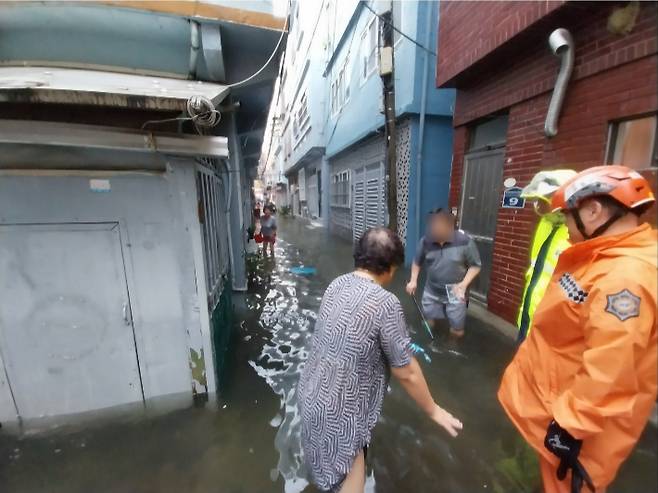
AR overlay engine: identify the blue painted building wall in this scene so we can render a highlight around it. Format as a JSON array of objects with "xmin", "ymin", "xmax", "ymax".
[{"xmin": 276, "ymin": 1, "xmax": 455, "ymax": 263}]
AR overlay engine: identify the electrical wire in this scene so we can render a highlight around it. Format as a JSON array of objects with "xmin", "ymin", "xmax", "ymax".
[
  {"xmin": 140, "ymin": 95, "xmax": 221, "ymax": 132},
  {"xmin": 226, "ymin": 13, "xmax": 289, "ymax": 89},
  {"xmin": 142, "ymin": 7, "xmax": 289, "ymax": 133},
  {"xmin": 362, "ymin": 2, "xmax": 436, "ymax": 57}
]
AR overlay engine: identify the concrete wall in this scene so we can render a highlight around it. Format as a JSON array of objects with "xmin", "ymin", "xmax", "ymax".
[{"xmin": 0, "ymin": 162, "xmax": 216, "ymax": 426}]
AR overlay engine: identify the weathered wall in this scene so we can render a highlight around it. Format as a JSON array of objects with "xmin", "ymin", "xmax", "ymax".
[
  {"xmin": 441, "ymin": 2, "xmax": 658, "ymax": 322},
  {"xmin": 0, "ymin": 162, "xmax": 214, "ymax": 424}
]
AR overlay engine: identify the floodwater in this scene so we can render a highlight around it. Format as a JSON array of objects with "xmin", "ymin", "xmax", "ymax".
[{"xmin": 1, "ymin": 218, "xmax": 656, "ymax": 493}]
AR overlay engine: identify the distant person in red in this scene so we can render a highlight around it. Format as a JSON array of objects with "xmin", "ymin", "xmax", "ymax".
[
  {"xmin": 260, "ymin": 205, "xmax": 277, "ymax": 256},
  {"xmin": 254, "ymin": 201, "xmax": 262, "ymax": 220}
]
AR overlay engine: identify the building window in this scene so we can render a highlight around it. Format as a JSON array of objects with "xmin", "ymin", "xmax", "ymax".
[
  {"xmin": 607, "ymin": 115, "xmax": 657, "ymax": 169},
  {"xmin": 293, "ymin": 93, "xmax": 311, "ymax": 147},
  {"xmin": 361, "ymin": 17, "xmax": 378, "ymax": 81},
  {"xmin": 331, "ymin": 170, "xmax": 351, "ymax": 207},
  {"xmin": 331, "ymin": 58, "xmax": 350, "ymax": 115}
]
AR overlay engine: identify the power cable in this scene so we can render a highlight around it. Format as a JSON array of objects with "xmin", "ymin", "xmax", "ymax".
[
  {"xmin": 142, "ymin": 8, "xmax": 289, "ymax": 132},
  {"xmin": 362, "ymin": 1, "xmax": 436, "ymax": 57},
  {"xmin": 226, "ymin": 13, "xmax": 289, "ymax": 88},
  {"xmin": 140, "ymin": 95, "xmax": 220, "ymax": 131}
]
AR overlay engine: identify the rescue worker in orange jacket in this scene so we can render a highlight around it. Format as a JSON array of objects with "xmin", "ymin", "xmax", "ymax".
[{"xmin": 498, "ymin": 165, "xmax": 657, "ymax": 493}]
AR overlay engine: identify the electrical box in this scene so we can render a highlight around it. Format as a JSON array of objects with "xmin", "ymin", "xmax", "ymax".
[{"xmin": 379, "ymin": 47, "xmax": 393, "ymax": 76}]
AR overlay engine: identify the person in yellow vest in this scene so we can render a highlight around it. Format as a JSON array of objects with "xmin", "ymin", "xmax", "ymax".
[{"xmin": 517, "ymin": 170, "xmax": 577, "ymax": 343}]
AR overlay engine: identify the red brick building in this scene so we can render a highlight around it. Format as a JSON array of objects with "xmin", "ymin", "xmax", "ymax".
[{"xmin": 436, "ymin": 1, "xmax": 657, "ymax": 323}]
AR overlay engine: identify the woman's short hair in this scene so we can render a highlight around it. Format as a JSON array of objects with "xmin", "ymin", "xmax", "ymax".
[{"xmin": 353, "ymin": 227, "xmax": 405, "ymax": 275}]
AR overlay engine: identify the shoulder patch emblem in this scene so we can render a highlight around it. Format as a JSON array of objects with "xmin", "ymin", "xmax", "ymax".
[{"xmin": 605, "ymin": 289, "xmax": 641, "ymax": 321}]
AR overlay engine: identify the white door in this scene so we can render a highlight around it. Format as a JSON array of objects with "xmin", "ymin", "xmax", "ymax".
[{"xmin": 0, "ymin": 223, "xmax": 143, "ymax": 420}]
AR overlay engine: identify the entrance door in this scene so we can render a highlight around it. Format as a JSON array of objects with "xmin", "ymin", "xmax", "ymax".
[
  {"xmin": 352, "ymin": 162, "xmax": 386, "ymax": 242},
  {"xmin": 0, "ymin": 223, "xmax": 143, "ymax": 420},
  {"xmin": 307, "ymin": 171, "xmax": 319, "ymax": 219},
  {"xmin": 459, "ymin": 149, "xmax": 505, "ymax": 301}
]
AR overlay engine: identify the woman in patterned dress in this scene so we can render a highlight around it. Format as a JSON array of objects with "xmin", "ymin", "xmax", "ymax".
[{"xmin": 298, "ymin": 227, "xmax": 462, "ymax": 492}]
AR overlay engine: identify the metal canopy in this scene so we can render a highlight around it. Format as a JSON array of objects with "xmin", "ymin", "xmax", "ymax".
[
  {"xmin": 0, "ymin": 120, "xmax": 229, "ymax": 162},
  {"xmin": 0, "ymin": 67, "xmax": 230, "ymax": 110}
]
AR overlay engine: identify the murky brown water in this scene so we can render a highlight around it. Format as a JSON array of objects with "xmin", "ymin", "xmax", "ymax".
[{"xmin": 1, "ymin": 218, "xmax": 656, "ymax": 492}]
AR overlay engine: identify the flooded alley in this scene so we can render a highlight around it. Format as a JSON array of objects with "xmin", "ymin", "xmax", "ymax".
[{"xmin": 1, "ymin": 218, "xmax": 656, "ymax": 493}]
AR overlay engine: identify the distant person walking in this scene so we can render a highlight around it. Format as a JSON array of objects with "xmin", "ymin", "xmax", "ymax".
[
  {"xmin": 406, "ymin": 209, "xmax": 481, "ymax": 338},
  {"xmin": 260, "ymin": 205, "xmax": 277, "ymax": 256},
  {"xmin": 253, "ymin": 201, "xmax": 262, "ymax": 220},
  {"xmin": 298, "ymin": 228, "xmax": 462, "ymax": 493}
]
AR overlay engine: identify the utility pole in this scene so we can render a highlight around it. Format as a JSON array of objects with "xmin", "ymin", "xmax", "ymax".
[{"xmin": 379, "ymin": 7, "xmax": 397, "ymax": 233}]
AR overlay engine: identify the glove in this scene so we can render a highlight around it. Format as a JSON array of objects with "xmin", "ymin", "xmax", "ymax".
[{"xmin": 544, "ymin": 420, "xmax": 595, "ymax": 493}]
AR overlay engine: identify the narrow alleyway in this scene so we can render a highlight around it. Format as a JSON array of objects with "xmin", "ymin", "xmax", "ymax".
[{"xmin": 1, "ymin": 218, "xmax": 656, "ymax": 493}]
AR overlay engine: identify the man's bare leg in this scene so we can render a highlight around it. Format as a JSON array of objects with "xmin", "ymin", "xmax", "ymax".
[{"xmin": 339, "ymin": 450, "xmax": 365, "ymax": 493}]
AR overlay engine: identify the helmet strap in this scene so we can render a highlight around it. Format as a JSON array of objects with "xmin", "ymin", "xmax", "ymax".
[{"xmin": 573, "ymin": 207, "xmax": 627, "ymax": 240}]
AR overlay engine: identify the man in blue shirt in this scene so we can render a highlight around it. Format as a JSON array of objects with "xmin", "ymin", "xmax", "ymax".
[{"xmin": 406, "ymin": 209, "xmax": 481, "ymax": 338}]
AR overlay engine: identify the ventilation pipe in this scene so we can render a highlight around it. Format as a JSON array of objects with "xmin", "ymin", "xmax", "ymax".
[{"xmin": 544, "ymin": 28, "xmax": 574, "ymax": 138}]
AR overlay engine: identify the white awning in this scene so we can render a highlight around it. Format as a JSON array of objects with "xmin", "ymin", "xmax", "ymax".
[{"xmin": 0, "ymin": 67, "xmax": 229, "ymax": 110}]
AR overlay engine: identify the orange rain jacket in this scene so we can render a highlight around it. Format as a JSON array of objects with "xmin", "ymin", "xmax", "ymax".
[{"xmin": 498, "ymin": 223, "xmax": 657, "ymax": 488}]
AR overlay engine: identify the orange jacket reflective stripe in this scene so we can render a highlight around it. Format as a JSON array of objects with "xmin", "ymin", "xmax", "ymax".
[{"xmin": 498, "ymin": 223, "xmax": 657, "ymax": 488}]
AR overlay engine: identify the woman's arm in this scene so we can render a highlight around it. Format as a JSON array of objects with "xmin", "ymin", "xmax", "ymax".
[{"xmin": 392, "ymin": 358, "xmax": 463, "ymax": 437}]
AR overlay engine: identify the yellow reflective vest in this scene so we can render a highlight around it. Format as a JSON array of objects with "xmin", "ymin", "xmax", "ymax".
[{"xmin": 517, "ymin": 216, "xmax": 570, "ymax": 341}]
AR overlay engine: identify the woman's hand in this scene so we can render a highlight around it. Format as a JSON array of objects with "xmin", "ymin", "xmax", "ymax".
[{"xmin": 429, "ymin": 404, "xmax": 463, "ymax": 437}]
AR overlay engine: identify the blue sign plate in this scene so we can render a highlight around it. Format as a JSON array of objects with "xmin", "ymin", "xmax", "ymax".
[{"xmin": 502, "ymin": 187, "xmax": 525, "ymax": 209}]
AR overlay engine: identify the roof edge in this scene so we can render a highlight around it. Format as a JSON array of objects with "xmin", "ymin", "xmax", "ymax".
[{"xmin": 96, "ymin": 1, "xmax": 287, "ymax": 31}]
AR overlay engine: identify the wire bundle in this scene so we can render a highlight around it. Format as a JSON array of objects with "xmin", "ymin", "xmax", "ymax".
[{"xmin": 187, "ymin": 95, "xmax": 221, "ymax": 131}]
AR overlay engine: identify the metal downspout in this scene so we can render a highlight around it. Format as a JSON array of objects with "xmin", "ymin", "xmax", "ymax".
[
  {"xmin": 544, "ymin": 28, "xmax": 574, "ymax": 138},
  {"xmin": 415, "ymin": 3, "xmax": 432, "ymax": 239},
  {"xmin": 189, "ymin": 20, "xmax": 200, "ymax": 79}
]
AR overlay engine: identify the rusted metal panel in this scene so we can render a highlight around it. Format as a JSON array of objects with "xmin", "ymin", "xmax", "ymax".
[{"xmin": 0, "ymin": 66, "xmax": 229, "ymax": 109}]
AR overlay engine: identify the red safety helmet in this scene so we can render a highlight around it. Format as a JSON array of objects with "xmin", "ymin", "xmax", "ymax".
[
  {"xmin": 551, "ymin": 165, "xmax": 655, "ymax": 239},
  {"xmin": 551, "ymin": 165, "xmax": 655, "ymax": 212}
]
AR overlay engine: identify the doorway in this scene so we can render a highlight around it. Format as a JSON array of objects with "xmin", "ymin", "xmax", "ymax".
[
  {"xmin": 459, "ymin": 148, "xmax": 505, "ymax": 301},
  {"xmin": 0, "ymin": 222, "xmax": 143, "ymax": 421}
]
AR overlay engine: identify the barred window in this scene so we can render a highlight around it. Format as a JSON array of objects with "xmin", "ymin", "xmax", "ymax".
[{"xmin": 331, "ymin": 170, "xmax": 351, "ymax": 207}]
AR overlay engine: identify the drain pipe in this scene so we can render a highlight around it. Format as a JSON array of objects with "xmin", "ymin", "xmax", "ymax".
[
  {"xmin": 544, "ymin": 28, "xmax": 574, "ymax": 138},
  {"xmin": 415, "ymin": 3, "xmax": 433, "ymax": 238},
  {"xmin": 189, "ymin": 20, "xmax": 200, "ymax": 79}
]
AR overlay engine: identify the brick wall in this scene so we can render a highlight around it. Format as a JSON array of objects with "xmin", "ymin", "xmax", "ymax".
[
  {"xmin": 437, "ymin": 0, "xmax": 564, "ymax": 86},
  {"xmin": 451, "ymin": 3, "xmax": 658, "ymax": 126},
  {"xmin": 446, "ymin": 3, "xmax": 658, "ymax": 323}
]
